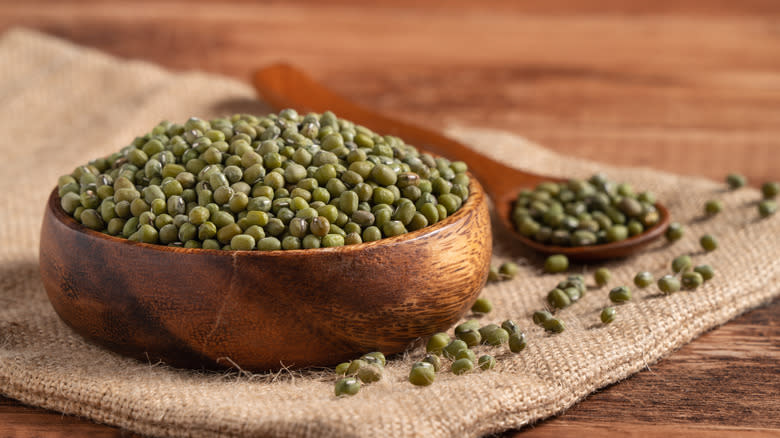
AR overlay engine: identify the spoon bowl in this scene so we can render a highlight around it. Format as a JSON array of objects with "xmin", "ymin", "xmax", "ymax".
[
  {"xmin": 39, "ymin": 178, "xmax": 491, "ymax": 371},
  {"xmin": 253, "ymin": 64, "xmax": 670, "ymax": 260}
]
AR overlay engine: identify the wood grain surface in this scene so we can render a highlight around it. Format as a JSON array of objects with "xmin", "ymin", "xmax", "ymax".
[{"xmin": 1, "ymin": 1, "xmax": 779, "ymax": 436}]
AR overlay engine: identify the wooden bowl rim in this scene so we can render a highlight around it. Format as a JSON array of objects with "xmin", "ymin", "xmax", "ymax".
[{"xmin": 46, "ymin": 173, "xmax": 486, "ymax": 257}]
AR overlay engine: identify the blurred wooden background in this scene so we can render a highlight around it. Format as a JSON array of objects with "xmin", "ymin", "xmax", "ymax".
[{"xmin": 1, "ymin": 1, "xmax": 778, "ymax": 437}]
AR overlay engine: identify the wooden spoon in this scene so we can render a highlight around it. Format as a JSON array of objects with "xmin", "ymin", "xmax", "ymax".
[{"xmin": 252, "ymin": 64, "xmax": 670, "ymax": 261}]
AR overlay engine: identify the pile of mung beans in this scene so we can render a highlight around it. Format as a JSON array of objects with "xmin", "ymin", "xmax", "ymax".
[
  {"xmin": 511, "ymin": 174, "xmax": 660, "ymax": 246},
  {"xmin": 57, "ymin": 110, "xmax": 470, "ymax": 250}
]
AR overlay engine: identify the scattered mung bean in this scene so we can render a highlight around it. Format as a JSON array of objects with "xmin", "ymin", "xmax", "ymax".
[
  {"xmin": 498, "ymin": 261, "xmax": 519, "ymax": 279},
  {"xmin": 487, "ymin": 265, "xmax": 500, "ymax": 282},
  {"xmin": 758, "ymin": 200, "xmax": 777, "ymax": 218},
  {"xmin": 422, "ymin": 354, "xmax": 442, "ymax": 372},
  {"xmin": 426, "ymin": 332, "xmax": 450, "ymax": 355},
  {"xmin": 501, "ymin": 319, "xmax": 520, "ymax": 335},
  {"xmin": 357, "ymin": 364, "xmax": 383, "ymax": 383},
  {"xmin": 532, "ymin": 310, "xmax": 553, "ymax": 325},
  {"xmin": 455, "ymin": 348, "xmax": 477, "ymax": 364},
  {"xmin": 456, "ymin": 329, "xmax": 482, "ymax": 347},
  {"xmin": 478, "ymin": 355, "xmax": 496, "ymax": 370},
  {"xmin": 334, "ymin": 377, "xmax": 361, "ymax": 396},
  {"xmin": 665, "ymin": 222, "xmax": 684, "ymax": 242},
  {"xmin": 483, "ymin": 327, "xmax": 510, "ymax": 346},
  {"xmin": 704, "ymin": 200, "xmax": 722, "ymax": 216},
  {"xmin": 694, "ymin": 264, "xmax": 714, "ymax": 281},
  {"xmin": 451, "ymin": 358, "xmax": 475, "ymax": 375},
  {"xmin": 544, "ymin": 254, "xmax": 569, "ymax": 273},
  {"xmin": 547, "ymin": 288, "xmax": 571, "ymax": 309},
  {"xmin": 762, "ymin": 182, "xmax": 779, "ymax": 199},
  {"xmin": 443, "ymin": 339, "xmax": 468, "ymax": 359},
  {"xmin": 508, "ymin": 332, "xmax": 527, "ymax": 353},
  {"xmin": 726, "ymin": 173, "xmax": 747, "ymax": 189},
  {"xmin": 600, "ymin": 307, "xmax": 616, "ymax": 324},
  {"xmin": 471, "ymin": 297, "xmax": 493, "ymax": 314},
  {"xmin": 609, "ymin": 286, "xmax": 632, "ymax": 303},
  {"xmin": 455, "ymin": 319, "xmax": 480, "ymax": 336},
  {"xmin": 672, "ymin": 255, "xmax": 692, "ymax": 273},
  {"xmin": 362, "ymin": 352, "xmax": 386, "ymax": 367},
  {"xmin": 700, "ymin": 234, "xmax": 718, "ymax": 252},
  {"xmin": 658, "ymin": 275, "xmax": 681, "ymax": 294},
  {"xmin": 633, "ymin": 271, "xmax": 654, "ymax": 288},
  {"xmin": 594, "ymin": 267, "xmax": 611, "ymax": 287},
  {"xmin": 542, "ymin": 318, "xmax": 565, "ymax": 333},
  {"xmin": 409, "ymin": 362, "xmax": 436, "ymax": 386},
  {"xmin": 681, "ymin": 271, "xmax": 704, "ymax": 290}
]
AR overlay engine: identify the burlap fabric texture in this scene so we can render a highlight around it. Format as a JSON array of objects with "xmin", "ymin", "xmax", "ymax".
[{"xmin": 0, "ymin": 28, "xmax": 778, "ymax": 438}]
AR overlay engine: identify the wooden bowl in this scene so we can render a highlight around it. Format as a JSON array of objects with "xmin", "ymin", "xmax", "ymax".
[{"xmin": 39, "ymin": 177, "xmax": 491, "ymax": 371}]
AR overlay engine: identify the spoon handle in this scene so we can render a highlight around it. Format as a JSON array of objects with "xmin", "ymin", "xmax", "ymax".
[{"xmin": 252, "ymin": 63, "xmax": 539, "ymax": 202}]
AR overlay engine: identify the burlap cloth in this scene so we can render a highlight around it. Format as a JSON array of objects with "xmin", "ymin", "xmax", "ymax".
[{"xmin": 0, "ymin": 28, "xmax": 778, "ymax": 437}]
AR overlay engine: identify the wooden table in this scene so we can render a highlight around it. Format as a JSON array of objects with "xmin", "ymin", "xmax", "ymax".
[{"xmin": 1, "ymin": 1, "xmax": 778, "ymax": 436}]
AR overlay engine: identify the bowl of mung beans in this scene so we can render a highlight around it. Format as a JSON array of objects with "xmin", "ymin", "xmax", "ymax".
[{"xmin": 39, "ymin": 110, "xmax": 492, "ymax": 371}]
